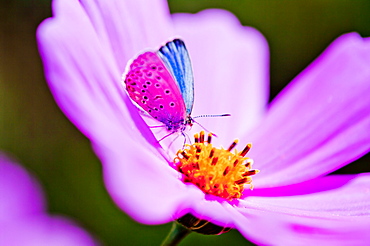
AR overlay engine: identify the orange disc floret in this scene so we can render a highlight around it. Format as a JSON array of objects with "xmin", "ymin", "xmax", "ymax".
[{"xmin": 174, "ymin": 131, "xmax": 259, "ymax": 200}]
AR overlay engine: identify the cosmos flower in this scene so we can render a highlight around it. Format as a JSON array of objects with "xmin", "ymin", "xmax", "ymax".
[
  {"xmin": 37, "ymin": 0, "xmax": 370, "ymax": 245},
  {"xmin": 0, "ymin": 153, "xmax": 96, "ymax": 245}
]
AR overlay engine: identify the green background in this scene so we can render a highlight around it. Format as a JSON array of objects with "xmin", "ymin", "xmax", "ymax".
[{"xmin": 1, "ymin": 0, "xmax": 370, "ymax": 245}]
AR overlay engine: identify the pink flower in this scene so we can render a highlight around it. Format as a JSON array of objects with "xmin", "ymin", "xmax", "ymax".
[
  {"xmin": 0, "ymin": 153, "xmax": 96, "ymax": 245},
  {"xmin": 37, "ymin": 0, "xmax": 370, "ymax": 244}
]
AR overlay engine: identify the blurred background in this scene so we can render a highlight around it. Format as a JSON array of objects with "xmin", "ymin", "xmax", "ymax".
[{"xmin": 1, "ymin": 0, "xmax": 370, "ymax": 245}]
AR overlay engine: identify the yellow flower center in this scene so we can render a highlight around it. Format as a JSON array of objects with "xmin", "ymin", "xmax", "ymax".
[{"xmin": 174, "ymin": 131, "xmax": 259, "ymax": 200}]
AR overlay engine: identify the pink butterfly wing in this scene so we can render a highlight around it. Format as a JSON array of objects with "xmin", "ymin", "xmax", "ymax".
[{"xmin": 124, "ymin": 52, "xmax": 187, "ymax": 131}]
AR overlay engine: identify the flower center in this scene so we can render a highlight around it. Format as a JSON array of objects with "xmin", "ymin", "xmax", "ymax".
[{"xmin": 174, "ymin": 131, "xmax": 259, "ymax": 200}]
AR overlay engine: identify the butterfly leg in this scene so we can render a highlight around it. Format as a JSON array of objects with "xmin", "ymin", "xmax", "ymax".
[
  {"xmin": 166, "ymin": 132, "xmax": 182, "ymax": 154},
  {"xmin": 158, "ymin": 131, "xmax": 175, "ymax": 142},
  {"xmin": 180, "ymin": 131, "xmax": 194, "ymax": 149}
]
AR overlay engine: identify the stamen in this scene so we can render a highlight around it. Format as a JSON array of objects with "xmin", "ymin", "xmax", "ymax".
[
  {"xmin": 245, "ymin": 159, "xmax": 254, "ymax": 168},
  {"xmin": 181, "ymin": 151, "xmax": 189, "ymax": 160},
  {"xmin": 240, "ymin": 143, "xmax": 252, "ymax": 157},
  {"xmin": 235, "ymin": 178, "xmax": 248, "ymax": 185},
  {"xmin": 174, "ymin": 132, "xmax": 259, "ymax": 200},
  {"xmin": 209, "ymin": 148, "xmax": 215, "ymax": 158},
  {"xmin": 243, "ymin": 170, "xmax": 259, "ymax": 176},
  {"xmin": 223, "ymin": 166, "xmax": 230, "ymax": 176},
  {"xmin": 207, "ymin": 133, "xmax": 213, "ymax": 144},
  {"xmin": 196, "ymin": 145, "xmax": 202, "ymax": 153},
  {"xmin": 211, "ymin": 157, "xmax": 218, "ymax": 166},
  {"xmin": 199, "ymin": 131, "xmax": 205, "ymax": 143},
  {"xmin": 196, "ymin": 145, "xmax": 201, "ymax": 159},
  {"xmin": 227, "ymin": 140, "xmax": 238, "ymax": 152}
]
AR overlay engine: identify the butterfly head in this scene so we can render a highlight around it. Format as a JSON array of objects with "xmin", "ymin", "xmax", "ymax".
[
  {"xmin": 186, "ymin": 115, "xmax": 194, "ymax": 128},
  {"xmin": 165, "ymin": 115, "xmax": 193, "ymax": 133}
]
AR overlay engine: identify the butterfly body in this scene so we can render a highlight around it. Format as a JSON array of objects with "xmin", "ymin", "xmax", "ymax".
[{"xmin": 124, "ymin": 39, "xmax": 194, "ymax": 133}]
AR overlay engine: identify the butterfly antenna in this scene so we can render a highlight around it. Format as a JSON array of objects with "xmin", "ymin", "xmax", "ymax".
[
  {"xmin": 191, "ymin": 114, "xmax": 231, "ymax": 137},
  {"xmin": 193, "ymin": 114, "xmax": 231, "ymax": 119}
]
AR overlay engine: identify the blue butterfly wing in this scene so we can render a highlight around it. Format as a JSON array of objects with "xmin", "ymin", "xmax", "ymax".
[{"xmin": 157, "ymin": 39, "xmax": 194, "ymax": 115}]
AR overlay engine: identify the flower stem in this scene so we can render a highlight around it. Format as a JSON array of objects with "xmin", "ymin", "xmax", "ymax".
[{"xmin": 161, "ymin": 222, "xmax": 191, "ymax": 246}]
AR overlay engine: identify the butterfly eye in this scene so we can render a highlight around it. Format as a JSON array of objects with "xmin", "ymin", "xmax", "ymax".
[
  {"xmin": 159, "ymin": 105, "xmax": 164, "ymax": 109},
  {"xmin": 143, "ymin": 85, "xmax": 147, "ymax": 88},
  {"xmin": 169, "ymin": 102, "xmax": 175, "ymax": 107},
  {"xmin": 151, "ymin": 65, "xmax": 157, "ymax": 70},
  {"xmin": 165, "ymin": 89, "xmax": 170, "ymax": 94},
  {"xmin": 143, "ymin": 96, "xmax": 148, "ymax": 100},
  {"xmin": 155, "ymin": 83, "xmax": 160, "ymax": 87},
  {"xmin": 141, "ymin": 90, "xmax": 146, "ymax": 93},
  {"xmin": 146, "ymin": 81, "xmax": 152, "ymax": 85}
]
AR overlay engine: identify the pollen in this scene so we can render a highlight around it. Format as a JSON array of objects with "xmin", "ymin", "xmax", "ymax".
[{"xmin": 174, "ymin": 131, "xmax": 259, "ymax": 200}]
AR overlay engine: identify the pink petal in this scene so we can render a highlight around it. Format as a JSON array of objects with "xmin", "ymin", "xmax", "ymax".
[
  {"xmin": 173, "ymin": 9, "xmax": 269, "ymax": 144},
  {"xmin": 170, "ymin": 174, "xmax": 370, "ymax": 241},
  {"xmin": 0, "ymin": 154, "xmax": 96, "ymax": 245},
  {"xmin": 233, "ymin": 174, "xmax": 370, "ymax": 245},
  {"xmin": 233, "ymin": 207, "xmax": 370, "ymax": 245},
  {"xmin": 97, "ymin": 143, "xmax": 193, "ymax": 224},
  {"xmin": 0, "ymin": 154, "xmax": 44, "ymax": 221},
  {"xmin": 244, "ymin": 174, "xmax": 370, "ymax": 216},
  {"xmin": 0, "ymin": 216, "xmax": 96, "ymax": 246},
  {"xmin": 37, "ymin": 0, "xmax": 157, "ymax": 149},
  {"xmin": 248, "ymin": 33, "xmax": 370, "ymax": 187},
  {"xmin": 79, "ymin": 0, "xmax": 174, "ymax": 70}
]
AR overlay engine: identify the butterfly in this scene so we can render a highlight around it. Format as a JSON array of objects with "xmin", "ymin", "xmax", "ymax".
[{"xmin": 123, "ymin": 39, "xmax": 229, "ymax": 140}]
